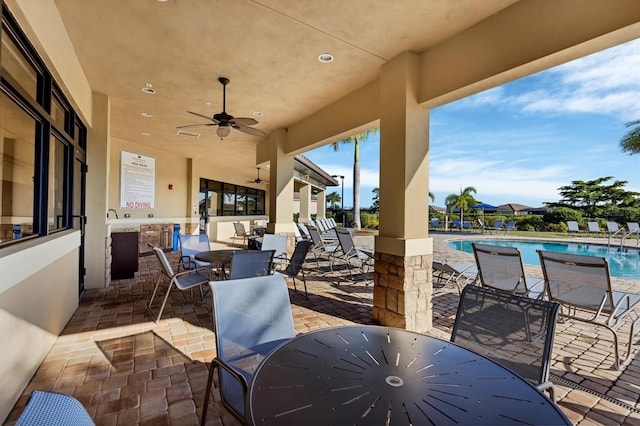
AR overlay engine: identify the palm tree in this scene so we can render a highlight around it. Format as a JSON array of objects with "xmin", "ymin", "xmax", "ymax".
[
  {"xmin": 326, "ymin": 191, "xmax": 341, "ymax": 210},
  {"xmin": 445, "ymin": 186, "xmax": 478, "ymax": 229},
  {"xmin": 331, "ymin": 128, "xmax": 379, "ymax": 229},
  {"xmin": 429, "ymin": 192, "xmax": 435, "ymax": 203},
  {"xmin": 620, "ymin": 120, "xmax": 640, "ymax": 155}
]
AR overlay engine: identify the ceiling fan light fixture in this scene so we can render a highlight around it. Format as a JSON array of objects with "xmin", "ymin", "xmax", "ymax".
[{"xmin": 216, "ymin": 126, "xmax": 231, "ymax": 138}]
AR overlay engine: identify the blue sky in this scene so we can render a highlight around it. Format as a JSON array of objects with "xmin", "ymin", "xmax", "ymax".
[{"xmin": 304, "ymin": 38, "xmax": 640, "ymax": 210}]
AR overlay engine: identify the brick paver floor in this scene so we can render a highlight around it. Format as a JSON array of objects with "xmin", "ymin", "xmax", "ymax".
[{"xmin": 5, "ymin": 232, "xmax": 640, "ymax": 425}]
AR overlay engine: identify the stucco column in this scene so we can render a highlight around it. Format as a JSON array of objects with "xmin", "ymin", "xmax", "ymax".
[
  {"xmin": 298, "ymin": 184, "xmax": 312, "ymax": 224},
  {"xmin": 85, "ymin": 92, "xmax": 110, "ymax": 288},
  {"xmin": 267, "ymin": 128, "xmax": 295, "ymax": 234},
  {"xmin": 374, "ymin": 52, "xmax": 433, "ymax": 332},
  {"xmin": 316, "ymin": 189, "xmax": 327, "ymax": 219}
]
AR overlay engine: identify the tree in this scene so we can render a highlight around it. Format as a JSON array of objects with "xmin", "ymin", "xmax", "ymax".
[
  {"xmin": 545, "ymin": 177, "xmax": 640, "ymax": 218},
  {"xmin": 429, "ymin": 192, "xmax": 435, "ymax": 203},
  {"xmin": 326, "ymin": 191, "xmax": 341, "ymax": 210},
  {"xmin": 371, "ymin": 188, "xmax": 379, "ymax": 212},
  {"xmin": 331, "ymin": 128, "xmax": 379, "ymax": 230},
  {"xmin": 620, "ymin": 120, "xmax": 640, "ymax": 155},
  {"xmin": 445, "ymin": 187, "xmax": 478, "ymax": 228}
]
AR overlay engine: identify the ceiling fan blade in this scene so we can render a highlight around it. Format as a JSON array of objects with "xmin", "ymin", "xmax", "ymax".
[
  {"xmin": 232, "ymin": 117, "xmax": 259, "ymax": 126},
  {"xmin": 176, "ymin": 123, "xmax": 216, "ymax": 129},
  {"xmin": 233, "ymin": 125, "xmax": 267, "ymax": 137},
  {"xmin": 187, "ymin": 111, "xmax": 215, "ymax": 121}
]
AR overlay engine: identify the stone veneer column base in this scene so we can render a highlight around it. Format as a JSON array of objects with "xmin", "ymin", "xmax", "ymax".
[{"xmin": 372, "ymin": 251, "xmax": 433, "ymax": 332}]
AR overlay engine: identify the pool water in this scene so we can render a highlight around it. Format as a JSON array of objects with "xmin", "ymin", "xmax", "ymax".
[{"xmin": 447, "ymin": 239, "xmax": 640, "ymax": 280}]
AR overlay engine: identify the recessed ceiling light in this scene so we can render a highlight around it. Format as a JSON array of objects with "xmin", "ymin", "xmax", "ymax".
[
  {"xmin": 205, "ymin": 101, "xmax": 211, "ymax": 106},
  {"xmin": 318, "ymin": 53, "xmax": 334, "ymax": 63},
  {"xmin": 141, "ymin": 132, "xmax": 151, "ymax": 136},
  {"xmin": 141, "ymin": 112, "xmax": 154, "ymax": 118},
  {"xmin": 141, "ymin": 83, "xmax": 156, "ymax": 94},
  {"xmin": 253, "ymin": 111, "xmax": 263, "ymax": 117}
]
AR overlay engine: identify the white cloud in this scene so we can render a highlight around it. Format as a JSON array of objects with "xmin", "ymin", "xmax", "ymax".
[{"xmin": 454, "ymin": 38, "xmax": 640, "ymax": 121}]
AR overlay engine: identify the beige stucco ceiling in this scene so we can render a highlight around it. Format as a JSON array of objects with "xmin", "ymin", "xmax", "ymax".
[
  {"xmin": 44, "ymin": 0, "xmax": 640, "ymax": 184},
  {"xmin": 49, "ymin": 0, "xmax": 516, "ymax": 172}
]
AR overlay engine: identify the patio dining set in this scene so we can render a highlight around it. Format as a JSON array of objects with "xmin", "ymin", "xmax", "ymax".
[{"xmin": 15, "ymin": 225, "xmax": 640, "ymax": 425}]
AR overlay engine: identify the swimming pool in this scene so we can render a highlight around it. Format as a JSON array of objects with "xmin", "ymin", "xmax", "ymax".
[{"xmin": 447, "ymin": 239, "xmax": 640, "ymax": 280}]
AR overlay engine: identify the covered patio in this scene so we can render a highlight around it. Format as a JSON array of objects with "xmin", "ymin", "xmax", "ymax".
[
  {"xmin": 2, "ymin": 1, "xmax": 640, "ymax": 423},
  {"xmin": 5, "ymin": 233, "xmax": 640, "ymax": 425}
]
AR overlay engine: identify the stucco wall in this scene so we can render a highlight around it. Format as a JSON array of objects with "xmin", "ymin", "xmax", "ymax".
[{"xmin": 0, "ymin": 232, "xmax": 80, "ymax": 422}]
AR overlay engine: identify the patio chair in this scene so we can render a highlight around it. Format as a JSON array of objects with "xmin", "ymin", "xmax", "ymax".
[
  {"xmin": 624, "ymin": 222, "xmax": 639, "ymax": 245},
  {"xmin": 228, "ymin": 249, "xmax": 275, "ymax": 279},
  {"xmin": 233, "ymin": 222, "xmax": 258, "ymax": 248},
  {"xmin": 587, "ymin": 221, "xmax": 602, "ymax": 235},
  {"xmin": 297, "ymin": 222, "xmax": 312, "ymax": 241},
  {"xmin": 432, "ymin": 259, "xmax": 477, "ymax": 294},
  {"xmin": 503, "ymin": 220, "xmax": 517, "ymax": 233},
  {"xmin": 201, "ymin": 275, "xmax": 296, "ymax": 425},
  {"xmin": 472, "ymin": 243, "xmax": 545, "ymax": 299},
  {"xmin": 451, "ymin": 285, "xmax": 560, "ymax": 401},
  {"xmin": 276, "ymin": 240, "xmax": 314, "ymax": 298},
  {"xmin": 606, "ymin": 221, "xmax": 624, "ymax": 236},
  {"xmin": 147, "ymin": 244, "xmax": 210, "ymax": 322},
  {"xmin": 537, "ymin": 250, "xmax": 640, "ymax": 370},
  {"xmin": 486, "ymin": 219, "xmax": 504, "ymax": 233},
  {"xmin": 333, "ymin": 227, "xmax": 374, "ymax": 280},
  {"xmin": 16, "ymin": 390, "xmax": 95, "ymax": 425},
  {"xmin": 307, "ymin": 224, "xmax": 340, "ymax": 263},
  {"xmin": 260, "ymin": 234, "xmax": 288, "ymax": 270},
  {"xmin": 293, "ymin": 222, "xmax": 307, "ymax": 242},
  {"xmin": 312, "ymin": 218, "xmax": 337, "ymax": 240},
  {"xmin": 178, "ymin": 234, "xmax": 217, "ymax": 277},
  {"xmin": 567, "ymin": 221, "xmax": 581, "ymax": 233},
  {"xmin": 430, "ymin": 218, "xmax": 440, "ymax": 229}
]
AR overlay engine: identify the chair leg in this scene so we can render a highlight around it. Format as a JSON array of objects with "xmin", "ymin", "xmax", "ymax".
[
  {"xmin": 201, "ymin": 361, "xmax": 217, "ymax": 426},
  {"xmin": 155, "ymin": 283, "xmax": 174, "ymax": 322},
  {"xmin": 147, "ymin": 275, "xmax": 163, "ymax": 311},
  {"xmin": 300, "ymin": 269, "xmax": 308, "ymax": 299}
]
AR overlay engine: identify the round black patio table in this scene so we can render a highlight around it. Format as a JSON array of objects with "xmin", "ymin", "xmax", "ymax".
[
  {"xmin": 194, "ymin": 249, "xmax": 238, "ymax": 279},
  {"xmin": 249, "ymin": 325, "xmax": 570, "ymax": 425}
]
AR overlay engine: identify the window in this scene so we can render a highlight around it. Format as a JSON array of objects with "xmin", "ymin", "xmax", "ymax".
[
  {"xmin": 0, "ymin": 91, "xmax": 37, "ymax": 242},
  {"xmin": 48, "ymin": 136, "xmax": 67, "ymax": 231},
  {"xmin": 0, "ymin": 9, "xmax": 87, "ymax": 247},
  {"xmin": 200, "ymin": 178, "xmax": 265, "ymax": 217}
]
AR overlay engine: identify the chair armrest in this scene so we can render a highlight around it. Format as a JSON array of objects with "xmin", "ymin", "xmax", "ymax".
[
  {"xmin": 173, "ymin": 267, "xmax": 211, "ymax": 279},
  {"xmin": 212, "ymin": 357, "xmax": 250, "ymax": 397}
]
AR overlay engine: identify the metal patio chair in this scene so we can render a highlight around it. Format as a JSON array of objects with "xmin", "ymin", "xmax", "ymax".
[
  {"xmin": 333, "ymin": 227, "xmax": 374, "ymax": 280},
  {"xmin": 178, "ymin": 234, "xmax": 217, "ymax": 276},
  {"xmin": 472, "ymin": 243, "xmax": 545, "ymax": 299},
  {"xmin": 538, "ymin": 250, "xmax": 640, "ymax": 370},
  {"xmin": 432, "ymin": 259, "xmax": 478, "ymax": 294},
  {"xmin": 233, "ymin": 222, "xmax": 259, "ymax": 248},
  {"xmin": 17, "ymin": 390, "xmax": 95, "ymax": 425},
  {"xmin": 228, "ymin": 249, "xmax": 275, "ymax": 280},
  {"xmin": 307, "ymin": 224, "xmax": 340, "ymax": 264},
  {"xmin": 451, "ymin": 285, "xmax": 560, "ymax": 401},
  {"xmin": 147, "ymin": 244, "xmax": 210, "ymax": 322},
  {"xmin": 276, "ymin": 240, "xmax": 314, "ymax": 298},
  {"xmin": 259, "ymin": 234, "xmax": 288, "ymax": 270},
  {"xmin": 201, "ymin": 275, "xmax": 296, "ymax": 425}
]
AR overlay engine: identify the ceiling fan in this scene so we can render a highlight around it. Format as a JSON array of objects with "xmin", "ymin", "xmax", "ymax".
[
  {"xmin": 248, "ymin": 167, "xmax": 268, "ymax": 184},
  {"xmin": 176, "ymin": 77, "xmax": 266, "ymax": 139}
]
